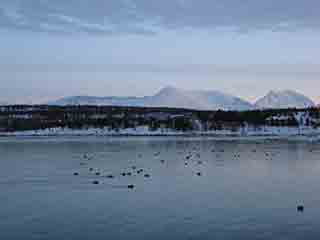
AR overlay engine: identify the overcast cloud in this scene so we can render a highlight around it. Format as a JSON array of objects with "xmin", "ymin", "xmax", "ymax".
[
  {"xmin": 0, "ymin": 1, "xmax": 320, "ymax": 104},
  {"xmin": 0, "ymin": 0, "xmax": 319, "ymax": 34}
]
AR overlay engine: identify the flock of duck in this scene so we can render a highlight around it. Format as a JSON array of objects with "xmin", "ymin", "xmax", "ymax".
[
  {"xmin": 71, "ymin": 141, "xmax": 316, "ymax": 212},
  {"xmin": 73, "ymin": 144, "xmax": 276, "ymax": 187},
  {"xmin": 73, "ymin": 146, "xmax": 232, "ymax": 189},
  {"xmin": 74, "ymin": 152, "xmax": 159, "ymax": 189}
]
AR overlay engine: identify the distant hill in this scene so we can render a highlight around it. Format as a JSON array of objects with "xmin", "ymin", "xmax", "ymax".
[
  {"xmin": 48, "ymin": 86, "xmax": 254, "ymax": 111},
  {"xmin": 254, "ymin": 90, "xmax": 315, "ymax": 109},
  {"xmin": 48, "ymin": 87, "xmax": 317, "ymax": 111}
]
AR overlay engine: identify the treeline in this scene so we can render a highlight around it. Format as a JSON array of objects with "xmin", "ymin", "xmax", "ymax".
[{"xmin": 0, "ymin": 105, "xmax": 319, "ymax": 132}]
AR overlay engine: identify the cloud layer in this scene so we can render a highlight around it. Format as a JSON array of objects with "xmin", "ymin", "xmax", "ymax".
[{"xmin": 0, "ymin": 0, "xmax": 319, "ymax": 34}]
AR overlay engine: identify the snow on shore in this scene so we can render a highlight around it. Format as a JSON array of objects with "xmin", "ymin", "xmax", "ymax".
[{"xmin": 1, "ymin": 125, "xmax": 320, "ymax": 139}]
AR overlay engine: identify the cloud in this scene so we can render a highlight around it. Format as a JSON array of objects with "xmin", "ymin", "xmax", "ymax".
[{"xmin": 0, "ymin": 0, "xmax": 319, "ymax": 34}]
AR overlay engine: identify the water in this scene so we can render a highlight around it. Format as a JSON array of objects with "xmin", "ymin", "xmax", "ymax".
[{"xmin": 0, "ymin": 136, "xmax": 320, "ymax": 239}]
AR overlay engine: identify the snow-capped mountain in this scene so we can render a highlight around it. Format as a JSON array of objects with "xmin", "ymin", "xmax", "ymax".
[
  {"xmin": 49, "ymin": 88, "xmax": 317, "ymax": 111},
  {"xmin": 49, "ymin": 86, "xmax": 253, "ymax": 111},
  {"xmin": 49, "ymin": 96, "xmax": 150, "ymax": 107},
  {"xmin": 254, "ymin": 90, "xmax": 315, "ymax": 109},
  {"xmin": 147, "ymin": 87, "xmax": 253, "ymax": 110}
]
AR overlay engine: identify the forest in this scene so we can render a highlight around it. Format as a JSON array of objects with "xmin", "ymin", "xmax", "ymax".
[{"xmin": 0, "ymin": 105, "xmax": 319, "ymax": 132}]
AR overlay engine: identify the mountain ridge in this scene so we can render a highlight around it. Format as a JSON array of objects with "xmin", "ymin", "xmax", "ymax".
[
  {"xmin": 254, "ymin": 90, "xmax": 315, "ymax": 109},
  {"xmin": 48, "ymin": 87, "xmax": 317, "ymax": 111}
]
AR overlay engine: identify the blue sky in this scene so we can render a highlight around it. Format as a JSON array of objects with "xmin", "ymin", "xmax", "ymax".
[{"xmin": 0, "ymin": 0, "xmax": 319, "ymax": 104}]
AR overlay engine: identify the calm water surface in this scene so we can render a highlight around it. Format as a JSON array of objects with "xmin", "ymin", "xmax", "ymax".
[{"xmin": 0, "ymin": 136, "xmax": 320, "ymax": 240}]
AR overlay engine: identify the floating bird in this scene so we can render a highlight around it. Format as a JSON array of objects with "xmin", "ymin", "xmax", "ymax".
[
  {"xmin": 297, "ymin": 205, "xmax": 304, "ymax": 212},
  {"xmin": 92, "ymin": 180, "xmax": 99, "ymax": 185},
  {"xmin": 128, "ymin": 184, "xmax": 135, "ymax": 189}
]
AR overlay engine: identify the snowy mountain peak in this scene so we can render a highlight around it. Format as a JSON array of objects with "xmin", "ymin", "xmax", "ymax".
[
  {"xmin": 49, "ymin": 87, "xmax": 253, "ymax": 111},
  {"xmin": 255, "ymin": 90, "xmax": 315, "ymax": 109},
  {"xmin": 154, "ymin": 86, "xmax": 181, "ymax": 97},
  {"xmin": 48, "ymin": 88, "xmax": 316, "ymax": 111}
]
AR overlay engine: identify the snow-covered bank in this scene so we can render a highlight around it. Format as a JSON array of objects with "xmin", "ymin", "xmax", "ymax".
[{"xmin": 1, "ymin": 126, "xmax": 320, "ymax": 140}]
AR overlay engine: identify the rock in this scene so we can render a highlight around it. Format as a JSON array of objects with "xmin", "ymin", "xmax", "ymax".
[
  {"xmin": 73, "ymin": 172, "xmax": 79, "ymax": 176},
  {"xmin": 196, "ymin": 172, "xmax": 202, "ymax": 176},
  {"xmin": 144, "ymin": 174, "xmax": 150, "ymax": 178},
  {"xmin": 127, "ymin": 184, "xmax": 134, "ymax": 189},
  {"xmin": 92, "ymin": 180, "xmax": 99, "ymax": 185}
]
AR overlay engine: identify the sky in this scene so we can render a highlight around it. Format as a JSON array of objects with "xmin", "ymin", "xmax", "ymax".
[{"xmin": 0, "ymin": 0, "xmax": 320, "ymax": 104}]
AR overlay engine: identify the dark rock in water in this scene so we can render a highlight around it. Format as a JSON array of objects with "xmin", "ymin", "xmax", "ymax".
[
  {"xmin": 106, "ymin": 175, "xmax": 114, "ymax": 179},
  {"xmin": 92, "ymin": 180, "xmax": 99, "ymax": 185},
  {"xmin": 121, "ymin": 172, "xmax": 126, "ymax": 176},
  {"xmin": 185, "ymin": 162, "xmax": 188, "ymax": 166},
  {"xmin": 73, "ymin": 172, "xmax": 79, "ymax": 176},
  {"xmin": 144, "ymin": 174, "xmax": 150, "ymax": 178},
  {"xmin": 89, "ymin": 168, "xmax": 94, "ymax": 172},
  {"xmin": 95, "ymin": 172, "xmax": 101, "ymax": 176},
  {"xmin": 297, "ymin": 205, "xmax": 304, "ymax": 212},
  {"xmin": 127, "ymin": 172, "xmax": 132, "ymax": 176},
  {"xmin": 128, "ymin": 184, "xmax": 134, "ymax": 189},
  {"xmin": 196, "ymin": 172, "xmax": 202, "ymax": 176}
]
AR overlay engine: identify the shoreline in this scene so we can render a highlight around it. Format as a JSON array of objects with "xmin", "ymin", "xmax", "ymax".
[{"xmin": 1, "ymin": 127, "xmax": 319, "ymax": 141}]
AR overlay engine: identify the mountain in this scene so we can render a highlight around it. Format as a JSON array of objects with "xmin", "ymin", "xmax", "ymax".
[
  {"xmin": 147, "ymin": 87, "xmax": 253, "ymax": 110},
  {"xmin": 49, "ymin": 96, "xmax": 150, "ymax": 107},
  {"xmin": 254, "ymin": 90, "xmax": 315, "ymax": 109},
  {"xmin": 49, "ymin": 86, "xmax": 254, "ymax": 111}
]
